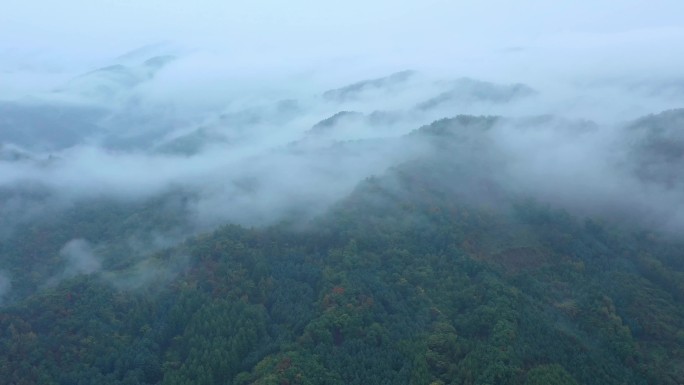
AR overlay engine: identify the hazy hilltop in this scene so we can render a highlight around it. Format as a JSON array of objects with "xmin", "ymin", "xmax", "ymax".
[
  {"xmin": 2, "ymin": 99, "xmax": 684, "ymax": 384},
  {"xmin": 1, "ymin": 1, "xmax": 684, "ymax": 383}
]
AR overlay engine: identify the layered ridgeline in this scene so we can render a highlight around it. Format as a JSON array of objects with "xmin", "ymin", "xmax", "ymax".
[
  {"xmin": 0, "ymin": 67, "xmax": 543, "ymax": 301},
  {"xmin": 1, "ymin": 63, "xmax": 684, "ymax": 384}
]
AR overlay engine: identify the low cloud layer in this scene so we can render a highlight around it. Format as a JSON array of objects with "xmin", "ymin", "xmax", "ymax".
[{"xmin": 1, "ymin": 64, "xmax": 683, "ymax": 234}]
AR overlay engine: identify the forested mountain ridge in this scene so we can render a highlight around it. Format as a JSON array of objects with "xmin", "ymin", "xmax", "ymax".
[
  {"xmin": 4, "ymin": 0, "xmax": 684, "ymax": 382},
  {"xmin": 1, "ymin": 116, "xmax": 683, "ymax": 385}
]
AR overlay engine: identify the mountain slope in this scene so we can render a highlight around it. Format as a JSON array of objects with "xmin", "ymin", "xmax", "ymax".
[{"xmin": 1, "ymin": 117, "xmax": 683, "ymax": 385}]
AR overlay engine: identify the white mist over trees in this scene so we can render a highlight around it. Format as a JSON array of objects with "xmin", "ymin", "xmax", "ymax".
[
  {"xmin": 0, "ymin": 0, "xmax": 683, "ymax": 335},
  {"xmin": 1, "ymin": 3, "xmax": 684, "ymax": 385}
]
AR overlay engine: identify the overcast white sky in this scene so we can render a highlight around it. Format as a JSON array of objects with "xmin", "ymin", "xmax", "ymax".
[{"xmin": 1, "ymin": 1, "xmax": 683, "ymax": 86}]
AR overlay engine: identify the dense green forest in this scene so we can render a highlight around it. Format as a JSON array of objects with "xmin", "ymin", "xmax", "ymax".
[{"xmin": 2, "ymin": 117, "xmax": 684, "ymax": 385}]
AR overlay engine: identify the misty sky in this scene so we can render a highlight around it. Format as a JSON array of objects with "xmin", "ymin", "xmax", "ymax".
[{"xmin": 2, "ymin": 1, "xmax": 683, "ymax": 83}]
